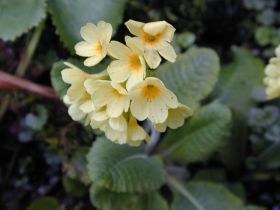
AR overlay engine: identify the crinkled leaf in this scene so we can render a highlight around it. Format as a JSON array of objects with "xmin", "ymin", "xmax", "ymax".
[
  {"xmin": 156, "ymin": 47, "xmax": 220, "ymax": 108},
  {"xmin": 48, "ymin": 0, "xmax": 127, "ymax": 52},
  {"xmin": 0, "ymin": 0, "xmax": 46, "ymax": 41},
  {"xmin": 171, "ymin": 181, "xmax": 247, "ymax": 210},
  {"xmin": 160, "ymin": 103, "xmax": 231, "ymax": 164},
  {"xmin": 90, "ymin": 185, "xmax": 169, "ymax": 210},
  {"xmin": 87, "ymin": 137, "xmax": 166, "ymax": 192}
]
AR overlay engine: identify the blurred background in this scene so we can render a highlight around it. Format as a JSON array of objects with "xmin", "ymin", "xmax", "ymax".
[{"xmin": 1, "ymin": 0, "xmax": 280, "ymax": 209}]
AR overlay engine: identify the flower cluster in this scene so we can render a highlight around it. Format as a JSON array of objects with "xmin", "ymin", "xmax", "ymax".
[
  {"xmin": 264, "ymin": 45, "xmax": 280, "ymax": 100},
  {"xmin": 62, "ymin": 20, "xmax": 193, "ymax": 146}
]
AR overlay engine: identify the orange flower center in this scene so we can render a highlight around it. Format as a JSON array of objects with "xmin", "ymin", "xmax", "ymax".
[
  {"xmin": 128, "ymin": 54, "xmax": 142, "ymax": 71},
  {"xmin": 95, "ymin": 42, "xmax": 102, "ymax": 55},
  {"xmin": 142, "ymin": 32, "xmax": 162, "ymax": 46},
  {"xmin": 142, "ymin": 84, "xmax": 161, "ymax": 101},
  {"xmin": 112, "ymin": 89, "xmax": 125, "ymax": 98}
]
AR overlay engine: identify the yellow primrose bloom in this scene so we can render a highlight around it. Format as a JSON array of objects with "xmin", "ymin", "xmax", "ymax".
[
  {"xmin": 107, "ymin": 36, "xmax": 146, "ymax": 90},
  {"xmin": 130, "ymin": 77, "xmax": 179, "ymax": 124},
  {"xmin": 85, "ymin": 80, "xmax": 130, "ymax": 118},
  {"xmin": 127, "ymin": 115, "xmax": 147, "ymax": 146},
  {"xmin": 154, "ymin": 104, "xmax": 193, "ymax": 132},
  {"xmin": 103, "ymin": 114, "xmax": 147, "ymax": 146},
  {"xmin": 61, "ymin": 62, "xmax": 106, "ymax": 103},
  {"xmin": 75, "ymin": 21, "xmax": 112, "ymax": 66},
  {"xmin": 264, "ymin": 45, "xmax": 280, "ymax": 99},
  {"xmin": 125, "ymin": 19, "xmax": 176, "ymax": 69}
]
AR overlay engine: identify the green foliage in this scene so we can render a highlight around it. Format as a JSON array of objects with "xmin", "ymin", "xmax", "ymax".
[
  {"xmin": 214, "ymin": 47, "xmax": 264, "ymax": 171},
  {"xmin": 63, "ymin": 176, "xmax": 87, "ymax": 197},
  {"xmin": 87, "ymin": 137, "xmax": 166, "ymax": 193},
  {"xmin": 0, "ymin": 0, "xmax": 46, "ymax": 41},
  {"xmin": 171, "ymin": 181, "xmax": 247, "ymax": 210},
  {"xmin": 90, "ymin": 185, "xmax": 169, "ymax": 210},
  {"xmin": 50, "ymin": 61, "xmax": 70, "ymax": 98},
  {"xmin": 255, "ymin": 26, "xmax": 280, "ymax": 46},
  {"xmin": 215, "ymin": 47, "xmax": 264, "ymax": 117},
  {"xmin": 27, "ymin": 197, "xmax": 61, "ymax": 210},
  {"xmin": 48, "ymin": 0, "xmax": 127, "ymax": 52},
  {"xmin": 156, "ymin": 47, "xmax": 220, "ymax": 108},
  {"xmin": 159, "ymin": 102, "xmax": 231, "ymax": 164}
]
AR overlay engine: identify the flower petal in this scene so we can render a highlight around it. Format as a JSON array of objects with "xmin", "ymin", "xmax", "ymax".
[
  {"xmin": 144, "ymin": 49, "xmax": 161, "ymax": 69},
  {"xmin": 80, "ymin": 23, "xmax": 99, "ymax": 43},
  {"xmin": 157, "ymin": 41, "xmax": 176, "ymax": 62},
  {"xmin": 61, "ymin": 68, "xmax": 87, "ymax": 84},
  {"xmin": 68, "ymin": 104, "xmax": 86, "ymax": 121},
  {"xmin": 143, "ymin": 21, "xmax": 167, "ymax": 35},
  {"xmin": 125, "ymin": 19, "xmax": 144, "ymax": 36},
  {"xmin": 107, "ymin": 97, "xmax": 129, "ymax": 117},
  {"xmin": 79, "ymin": 100, "xmax": 95, "ymax": 113},
  {"xmin": 125, "ymin": 36, "xmax": 144, "ymax": 54},
  {"xmin": 148, "ymin": 97, "xmax": 168, "ymax": 124},
  {"xmin": 108, "ymin": 41, "xmax": 131, "ymax": 59},
  {"xmin": 97, "ymin": 21, "xmax": 113, "ymax": 43},
  {"xmin": 130, "ymin": 93, "xmax": 149, "ymax": 121},
  {"xmin": 109, "ymin": 115, "xmax": 127, "ymax": 131},
  {"xmin": 107, "ymin": 60, "xmax": 130, "ymax": 83},
  {"xmin": 84, "ymin": 55, "xmax": 103, "ymax": 67}
]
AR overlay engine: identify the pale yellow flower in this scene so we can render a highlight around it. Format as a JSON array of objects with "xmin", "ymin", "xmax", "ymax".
[
  {"xmin": 127, "ymin": 115, "xmax": 147, "ymax": 146},
  {"xmin": 125, "ymin": 19, "xmax": 176, "ymax": 69},
  {"xmin": 103, "ymin": 114, "xmax": 147, "ymax": 146},
  {"xmin": 154, "ymin": 104, "xmax": 193, "ymax": 132},
  {"xmin": 130, "ymin": 77, "xmax": 178, "ymax": 124},
  {"xmin": 264, "ymin": 45, "xmax": 280, "ymax": 99},
  {"xmin": 107, "ymin": 36, "xmax": 146, "ymax": 90},
  {"xmin": 75, "ymin": 21, "xmax": 112, "ymax": 66},
  {"xmin": 62, "ymin": 62, "xmax": 107, "ymax": 102},
  {"xmin": 84, "ymin": 80, "xmax": 130, "ymax": 118}
]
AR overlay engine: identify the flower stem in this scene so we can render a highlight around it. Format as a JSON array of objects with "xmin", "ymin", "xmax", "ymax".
[
  {"xmin": 167, "ymin": 175, "xmax": 204, "ymax": 210},
  {"xmin": 0, "ymin": 20, "xmax": 45, "ymax": 120}
]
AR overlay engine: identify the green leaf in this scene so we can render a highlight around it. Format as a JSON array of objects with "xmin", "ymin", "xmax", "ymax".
[
  {"xmin": 213, "ymin": 47, "xmax": 265, "ymax": 171},
  {"xmin": 214, "ymin": 47, "xmax": 265, "ymax": 117},
  {"xmin": 160, "ymin": 102, "xmax": 231, "ymax": 164},
  {"xmin": 63, "ymin": 176, "xmax": 87, "ymax": 197},
  {"xmin": 171, "ymin": 181, "xmax": 247, "ymax": 210},
  {"xmin": 87, "ymin": 137, "xmax": 166, "ymax": 193},
  {"xmin": 48, "ymin": 0, "xmax": 127, "ymax": 52},
  {"xmin": 134, "ymin": 193, "xmax": 169, "ymax": 210},
  {"xmin": 156, "ymin": 47, "xmax": 220, "ymax": 108},
  {"xmin": 50, "ymin": 61, "xmax": 70, "ymax": 98},
  {"xmin": 90, "ymin": 185, "xmax": 137, "ymax": 210},
  {"xmin": 0, "ymin": 0, "xmax": 46, "ymax": 41},
  {"xmin": 90, "ymin": 185, "xmax": 169, "ymax": 210},
  {"xmin": 27, "ymin": 197, "xmax": 61, "ymax": 210}
]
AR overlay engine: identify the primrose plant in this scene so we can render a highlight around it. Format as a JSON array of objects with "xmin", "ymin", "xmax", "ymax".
[{"xmin": 61, "ymin": 20, "xmax": 193, "ymax": 146}]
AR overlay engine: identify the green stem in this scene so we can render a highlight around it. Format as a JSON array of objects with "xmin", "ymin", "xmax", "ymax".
[
  {"xmin": 15, "ymin": 20, "xmax": 45, "ymax": 77},
  {"xmin": 167, "ymin": 175, "xmax": 204, "ymax": 210},
  {"xmin": 0, "ymin": 20, "xmax": 44, "ymax": 120}
]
